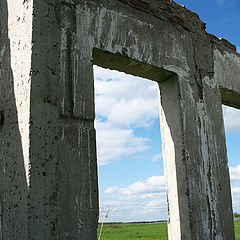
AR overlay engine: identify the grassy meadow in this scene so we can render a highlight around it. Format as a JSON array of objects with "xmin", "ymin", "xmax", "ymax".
[{"xmin": 97, "ymin": 221, "xmax": 240, "ymax": 240}]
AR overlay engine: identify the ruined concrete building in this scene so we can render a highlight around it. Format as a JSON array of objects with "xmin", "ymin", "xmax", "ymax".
[{"xmin": 0, "ymin": 0, "xmax": 239, "ymax": 239}]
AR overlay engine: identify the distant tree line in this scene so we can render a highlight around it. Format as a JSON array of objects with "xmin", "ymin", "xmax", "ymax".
[{"xmin": 233, "ymin": 212, "xmax": 240, "ymax": 218}]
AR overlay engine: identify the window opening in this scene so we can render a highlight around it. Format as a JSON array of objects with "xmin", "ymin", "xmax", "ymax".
[
  {"xmin": 94, "ymin": 65, "xmax": 168, "ymax": 239},
  {"xmin": 222, "ymin": 105, "xmax": 240, "ymax": 236}
]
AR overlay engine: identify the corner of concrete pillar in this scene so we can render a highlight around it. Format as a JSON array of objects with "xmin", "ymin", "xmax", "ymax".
[
  {"xmin": 158, "ymin": 75, "xmax": 191, "ymax": 240},
  {"xmin": 159, "ymin": 73, "xmax": 234, "ymax": 239},
  {"xmin": 0, "ymin": 0, "xmax": 33, "ymax": 238}
]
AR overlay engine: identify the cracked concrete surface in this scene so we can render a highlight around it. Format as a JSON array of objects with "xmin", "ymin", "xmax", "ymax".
[{"xmin": 0, "ymin": 0, "xmax": 240, "ymax": 239}]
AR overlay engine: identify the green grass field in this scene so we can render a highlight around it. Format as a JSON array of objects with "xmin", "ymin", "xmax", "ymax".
[{"xmin": 97, "ymin": 221, "xmax": 240, "ymax": 240}]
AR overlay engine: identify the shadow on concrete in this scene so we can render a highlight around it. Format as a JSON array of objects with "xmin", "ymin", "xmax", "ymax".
[{"xmin": 0, "ymin": 0, "xmax": 28, "ymax": 238}]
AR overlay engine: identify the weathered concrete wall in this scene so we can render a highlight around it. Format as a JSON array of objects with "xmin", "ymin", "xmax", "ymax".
[
  {"xmin": 0, "ymin": 0, "xmax": 239, "ymax": 239},
  {"xmin": 73, "ymin": 1, "xmax": 236, "ymax": 239},
  {"xmin": 28, "ymin": 0, "xmax": 99, "ymax": 239},
  {"xmin": 0, "ymin": 0, "xmax": 32, "ymax": 238}
]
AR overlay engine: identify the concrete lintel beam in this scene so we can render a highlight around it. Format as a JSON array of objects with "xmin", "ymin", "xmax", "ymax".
[{"xmin": 214, "ymin": 48, "xmax": 240, "ymax": 108}]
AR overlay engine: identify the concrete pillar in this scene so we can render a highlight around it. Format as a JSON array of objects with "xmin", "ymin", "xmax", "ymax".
[
  {"xmin": 57, "ymin": 4, "xmax": 99, "ymax": 238},
  {"xmin": 27, "ymin": 1, "xmax": 99, "ymax": 239},
  {"xmin": 159, "ymin": 75, "xmax": 234, "ymax": 239}
]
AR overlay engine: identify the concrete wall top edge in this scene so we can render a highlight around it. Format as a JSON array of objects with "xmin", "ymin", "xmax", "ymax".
[
  {"xmin": 63, "ymin": 0, "xmax": 236, "ymax": 53},
  {"xmin": 68, "ymin": 0, "xmax": 238, "ymax": 81},
  {"xmin": 73, "ymin": 0, "xmax": 196, "ymax": 80}
]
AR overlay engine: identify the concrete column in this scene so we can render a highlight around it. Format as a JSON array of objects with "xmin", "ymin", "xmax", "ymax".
[
  {"xmin": 159, "ymin": 75, "xmax": 234, "ymax": 239},
  {"xmin": 56, "ymin": 3, "xmax": 99, "ymax": 239},
  {"xmin": 27, "ymin": 2, "xmax": 99, "ymax": 239},
  {"xmin": 27, "ymin": 0, "xmax": 61, "ymax": 237}
]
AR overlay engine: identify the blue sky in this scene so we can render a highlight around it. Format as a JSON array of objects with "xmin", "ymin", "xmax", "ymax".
[
  {"xmin": 176, "ymin": 0, "xmax": 240, "ymax": 48},
  {"xmin": 94, "ymin": 0, "xmax": 240, "ymax": 222}
]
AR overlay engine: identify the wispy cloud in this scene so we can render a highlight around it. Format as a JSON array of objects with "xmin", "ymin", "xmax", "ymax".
[
  {"xmin": 94, "ymin": 65, "xmax": 160, "ymax": 165},
  {"xmin": 100, "ymin": 175, "xmax": 168, "ymax": 222},
  {"xmin": 237, "ymin": 46, "xmax": 240, "ymax": 53},
  {"xmin": 230, "ymin": 164, "xmax": 240, "ymax": 180},
  {"xmin": 222, "ymin": 105, "xmax": 240, "ymax": 133},
  {"xmin": 95, "ymin": 65, "xmax": 240, "ymax": 223},
  {"xmin": 229, "ymin": 164, "xmax": 240, "ymax": 213},
  {"xmin": 95, "ymin": 120, "xmax": 150, "ymax": 165},
  {"xmin": 101, "ymin": 165, "xmax": 240, "ymax": 222},
  {"xmin": 152, "ymin": 153, "xmax": 163, "ymax": 162},
  {"xmin": 216, "ymin": 0, "xmax": 226, "ymax": 5},
  {"xmin": 104, "ymin": 176, "xmax": 166, "ymax": 195},
  {"xmin": 94, "ymin": 66, "xmax": 167, "ymax": 221},
  {"xmin": 94, "ymin": 65, "xmax": 159, "ymax": 128},
  {"xmin": 104, "ymin": 186, "xmax": 120, "ymax": 194}
]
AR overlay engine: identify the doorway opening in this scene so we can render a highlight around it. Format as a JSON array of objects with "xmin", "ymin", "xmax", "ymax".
[
  {"xmin": 92, "ymin": 48, "xmax": 174, "ymax": 238},
  {"xmin": 222, "ymin": 105, "xmax": 240, "ymax": 236}
]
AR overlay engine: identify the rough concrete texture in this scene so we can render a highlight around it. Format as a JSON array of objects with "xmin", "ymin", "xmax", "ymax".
[
  {"xmin": 0, "ymin": 0, "xmax": 32, "ymax": 238},
  {"xmin": 0, "ymin": 0, "xmax": 239, "ymax": 239}
]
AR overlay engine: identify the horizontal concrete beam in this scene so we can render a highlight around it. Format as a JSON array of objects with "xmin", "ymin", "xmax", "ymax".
[{"xmin": 214, "ymin": 48, "xmax": 240, "ymax": 108}]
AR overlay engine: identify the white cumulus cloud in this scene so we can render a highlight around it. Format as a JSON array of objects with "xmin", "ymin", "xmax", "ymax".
[
  {"xmin": 229, "ymin": 164, "xmax": 240, "ymax": 181},
  {"xmin": 94, "ymin": 65, "xmax": 160, "ymax": 165},
  {"xmin": 95, "ymin": 120, "xmax": 150, "ymax": 165},
  {"xmin": 94, "ymin": 65, "xmax": 160, "ymax": 128},
  {"xmin": 120, "ymin": 176, "xmax": 166, "ymax": 195},
  {"xmin": 99, "ymin": 175, "xmax": 168, "ymax": 222},
  {"xmin": 104, "ymin": 187, "xmax": 120, "ymax": 194},
  {"xmin": 222, "ymin": 105, "xmax": 240, "ymax": 133},
  {"xmin": 229, "ymin": 165, "xmax": 240, "ymax": 213},
  {"xmin": 231, "ymin": 187, "xmax": 240, "ymax": 194},
  {"xmin": 145, "ymin": 200, "xmax": 166, "ymax": 209}
]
